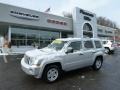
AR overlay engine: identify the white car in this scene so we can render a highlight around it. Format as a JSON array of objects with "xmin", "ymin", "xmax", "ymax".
[
  {"xmin": 102, "ymin": 40, "xmax": 115, "ymax": 54},
  {"xmin": 21, "ymin": 38, "xmax": 104, "ymax": 82}
]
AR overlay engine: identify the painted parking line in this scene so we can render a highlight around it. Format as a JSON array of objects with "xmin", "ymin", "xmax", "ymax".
[
  {"xmin": 0, "ymin": 53, "xmax": 8, "ymax": 63},
  {"xmin": 3, "ymin": 55, "xmax": 8, "ymax": 63},
  {"xmin": 0, "ymin": 54, "xmax": 15, "ymax": 63}
]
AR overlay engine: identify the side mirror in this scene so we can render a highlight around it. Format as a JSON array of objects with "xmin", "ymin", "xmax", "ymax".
[{"xmin": 65, "ymin": 47, "xmax": 73, "ymax": 54}]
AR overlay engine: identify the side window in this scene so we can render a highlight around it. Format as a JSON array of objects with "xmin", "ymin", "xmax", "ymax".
[
  {"xmin": 94, "ymin": 41, "xmax": 102, "ymax": 48},
  {"xmin": 103, "ymin": 41, "xmax": 107, "ymax": 44},
  {"xmin": 84, "ymin": 40, "xmax": 94, "ymax": 49},
  {"xmin": 69, "ymin": 41, "xmax": 82, "ymax": 52}
]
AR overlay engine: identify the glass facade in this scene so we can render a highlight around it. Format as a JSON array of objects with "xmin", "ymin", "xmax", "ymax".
[
  {"xmin": 98, "ymin": 29, "xmax": 103, "ymax": 33},
  {"xmin": 83, "ymin": 23, "xmax": 93, "ymax": 38},
  {"xmin": 11, "ymin": 27, "xmax": 60, "ymax": 48}
]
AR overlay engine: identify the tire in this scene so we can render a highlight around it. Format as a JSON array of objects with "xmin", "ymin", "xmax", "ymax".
[
  {"xmin": 42, "ymin": 65, "xmax": 61, "ymax": 83},
  {"xmin": 110, "ymin": 50, "xmax": 114, "ymax": 54},
  {"xmin": 92, "ymin": 57, "xmax": 103, "ymax": 71},
  {"xmin": 105, "ymin": 47, "xmax": 110, "ymax": 54}
]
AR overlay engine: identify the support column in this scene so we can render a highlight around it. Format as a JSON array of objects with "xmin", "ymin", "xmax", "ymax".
[
  {"xmin": 8, "ymin": 26, "xmax": 11, "ymax": 42},
  {"xmin": 60, "ymin": 32, "xmax": 62, "ymax": 38}
]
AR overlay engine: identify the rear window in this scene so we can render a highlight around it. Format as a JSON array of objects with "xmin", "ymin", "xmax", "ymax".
[
  {"xmin": 84, "ymin": 40, "xmax": 94, "ymax": 49},
  {"xmin": 94, "ymin": 41, "xmax": 102, "ymax": 48},
  {"xmin": 102, "ymin": 41, "xmax": 107, "ymax": 44},
  {"xmin": 110, "ymin": 40, "xmax": 113, "ymax": 43}
]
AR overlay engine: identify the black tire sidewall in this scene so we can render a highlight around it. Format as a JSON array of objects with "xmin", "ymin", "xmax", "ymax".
[
  {"xmin": 93, "ymin": 57, "xmax": 103, "ymax": 70},
  {"xmin": 105, "ymin": 48, "xmax": 110, "ymax": 54},
  {"xmin": 42, "ymin": 65, "xmax": 61, "ymax": 83}
]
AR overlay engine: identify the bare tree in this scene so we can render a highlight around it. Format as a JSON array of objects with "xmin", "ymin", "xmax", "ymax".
[
  {"xmin": 62, "ymin": 12, "xmax": 119, "ymax": 29},
  {"xmin": 97, "ymin": 17, "xmax": 118, "ymax": 29},
  {"xmin": 62, "ymin": 12, "xmax": 72, "ymax": 18}
]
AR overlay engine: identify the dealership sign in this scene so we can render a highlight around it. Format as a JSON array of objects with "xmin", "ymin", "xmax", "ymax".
[
  {"xmin": 80, "ymin": 9, "xmax": 94, "ymax": 17},
  {"xmin": 10, "ymin": 10, "xmax": 39, "ymax": 20},
  {"xmin": 47, "ymin": 19, "xmax": 67, "ymax": 26}
]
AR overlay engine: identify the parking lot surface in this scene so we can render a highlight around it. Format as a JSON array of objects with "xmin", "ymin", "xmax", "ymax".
[{"xmin": 0, "ymin": 48, "xmax": 120, "ymax": 90}]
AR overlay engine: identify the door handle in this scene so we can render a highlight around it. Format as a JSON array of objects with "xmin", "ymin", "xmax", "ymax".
[{"xmin": 92, "ymin": 51, "xmax": 96, "ymax": 53}]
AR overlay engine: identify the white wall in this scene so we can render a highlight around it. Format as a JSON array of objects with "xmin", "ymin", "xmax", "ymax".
[{"xmin": 72, "ymin": 7, "xmax": 97, "ymax": 38}]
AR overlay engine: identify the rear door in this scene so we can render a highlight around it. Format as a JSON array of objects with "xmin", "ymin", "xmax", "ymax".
[
  {"xmin": 82, "ymin": 40, "xmax": 95, "ymax": 66},
  {"xmin": 94, "ymin": 40, "xmax": 103, "ymax": 51}
]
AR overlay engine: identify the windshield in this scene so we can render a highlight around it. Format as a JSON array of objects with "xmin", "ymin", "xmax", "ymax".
[{"xmin": 47, "ymin": 40, "xmax": 67, "ymax": 51}]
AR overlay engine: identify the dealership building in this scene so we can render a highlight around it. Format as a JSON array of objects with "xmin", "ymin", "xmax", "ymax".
[{"xmin": 0, "ymin": 3, "xmax": 115, "ymax": 53}]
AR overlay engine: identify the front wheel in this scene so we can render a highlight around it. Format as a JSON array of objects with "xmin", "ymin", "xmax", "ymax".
[
  {"xmin": 92, "ymin": 57, "xmax": 103, "ymax": 71},
  {"xmin": 42, "ymin": 65, "xmax": 61, "ymax": 83}
]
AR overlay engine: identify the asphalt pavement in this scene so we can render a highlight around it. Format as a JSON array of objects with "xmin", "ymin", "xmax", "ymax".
[{"xmin": 0, "ymin": 48, "xmax": 120, "ymax": 90}]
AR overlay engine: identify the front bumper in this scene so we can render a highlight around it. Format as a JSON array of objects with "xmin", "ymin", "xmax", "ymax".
[{"xmin": 21, "ymin": 58, "xmax": 42, "ymax": 78}]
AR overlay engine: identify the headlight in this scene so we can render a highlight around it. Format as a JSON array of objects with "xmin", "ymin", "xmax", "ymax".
[
  {"xmin": 29, "ymin": 59, "xmax": 33, "ymax": 65},
  {"xmin": 24, "ymin": 55, "xmax": 34, "ymax": 65},
  {"xmin": 32, "ymin": 59, "xmax": 43, "ymax": 67}
]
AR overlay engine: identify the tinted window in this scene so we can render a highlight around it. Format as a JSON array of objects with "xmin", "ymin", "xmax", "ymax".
[
  {"xmin": 84, "ymin": 40, "xmax": 94, "ymax": 49},
  {"xmin": 95, "ymin": 41, "xmax": 102, "ymax": 48},
  {"xmin": 83, "ymin": 23, "xmax": 92, "ymax": 31},
  {"xmin": 69, "ymin": 41, "xmax": 82, "ymax": 52},
  {"xmin": 83, "ymin": 23, "xmax": 93, "ymax": 38},
  {"xmin": 102, "ymin": 41, "xmax": 107, "ymax": 44}
]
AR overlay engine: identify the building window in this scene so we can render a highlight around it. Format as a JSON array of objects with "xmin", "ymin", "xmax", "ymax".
[
  {"xmin": 98, "ymin": 29, "xmax": 103, "ymax": 33},
  {"xmin": 105, "ymin": 30, "xmax": 112, "ymax": 34},
  {"xmin": 83, "ymin": 23, "xmax": 92, "ymax": 31},
  {"xmin": 83, "ymin": 23, "xmax": 93, "ymax": 38},
  {"xmin": 11, "ymin": 27, "xmax": 60, "ymax": 48}
]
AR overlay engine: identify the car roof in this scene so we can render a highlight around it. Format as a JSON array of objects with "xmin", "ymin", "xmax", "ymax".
[{"xmin": 56, "ymin": 38, "xmax": 101, "ymax": 41}]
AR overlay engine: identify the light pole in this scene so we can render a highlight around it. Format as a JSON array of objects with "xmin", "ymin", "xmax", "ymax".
[{"xmin": 113, "ymin": 29, "xmax": 116, "ymax": 43}]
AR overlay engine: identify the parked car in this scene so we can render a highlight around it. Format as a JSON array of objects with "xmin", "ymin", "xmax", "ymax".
[
  {"xmin": 117, "ymin": 42, "xmax": 120, "ymax": 47},
  {"xmin": 102, "ymin": 40, "xmax": 115, "ymax": 54},
  {"xmin": 21, "ymin": 38, "xmax": 105, "ymax": 83}
]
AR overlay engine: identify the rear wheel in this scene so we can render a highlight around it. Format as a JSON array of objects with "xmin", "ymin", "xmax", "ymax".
[
  {"xmin": 92, "ymin": 57, "xmax": 103, "ymax": 71},
  {"xmin": 105, "ymin": 47, "xmax": 110, "ymax": 54},
  {"xmin": 42, "ymin": 65, "xmax": 61, "ymax": 83}
]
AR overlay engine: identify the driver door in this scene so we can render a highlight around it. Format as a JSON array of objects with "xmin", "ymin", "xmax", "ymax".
[{"xmin": 63, "ymin": 41, "xmax": 84, "ymax": 71}]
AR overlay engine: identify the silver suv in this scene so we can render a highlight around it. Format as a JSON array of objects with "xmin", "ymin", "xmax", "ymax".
[{"xmin": 21, "ymin": 38, "xmax": 104, "ymax": 82}]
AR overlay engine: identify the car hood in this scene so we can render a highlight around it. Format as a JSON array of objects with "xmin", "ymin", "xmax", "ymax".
[{"xmin": 25, "ymin": 48, "xmax": 59, "ymax": 58}]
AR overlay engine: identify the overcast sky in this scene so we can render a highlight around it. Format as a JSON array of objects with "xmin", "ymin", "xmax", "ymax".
[{"xmin": 0, "ymin": 0, "xmax": 120, "ymax": 27}]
